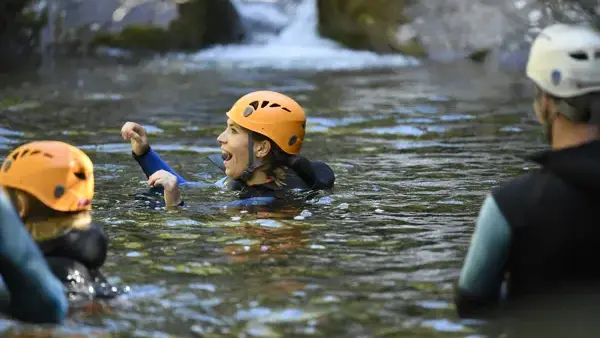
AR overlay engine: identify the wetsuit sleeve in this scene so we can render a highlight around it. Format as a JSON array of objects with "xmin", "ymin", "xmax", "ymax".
[
  {"xmin": 132, "ymin": 147, "xmax": 187, "ymax": 185},
  {"xmin": 455, "ymin": 194, "xmax": 511, "ymax": 318},
  {"xmin": 0, "ymin": 190, "xmax": 67, "ymax": 323}
]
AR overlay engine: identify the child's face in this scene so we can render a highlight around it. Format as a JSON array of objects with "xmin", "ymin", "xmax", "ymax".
[{"xmin": 217, "ymin": 119, "xmax": 251, "ymax": 179}]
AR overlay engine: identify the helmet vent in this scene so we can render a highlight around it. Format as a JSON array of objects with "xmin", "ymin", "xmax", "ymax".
[
  {"xmin": 249, "ymin": 101, "xmax": 259, "ymax": 110},
  {"xmin": 243, "ymin": 106, "xmax": 254, "ymax": 117},
  {"xmin": 266, "ymin": 101, "xmax": 291, "ymax": 112},
  {"xmin": 6, "ymin": 148, "xmax": 51, "ymax": 166},
  {"xmin": 261, "ymin": 101, "xmax": 270, "ymax": 108},
  {"xmin": 569, "ymin": 51, "xmax": 589, "ymax": 60},
  {"xmin": 54, "ymin": 185, "xmax": 65, "ymax": 199}
]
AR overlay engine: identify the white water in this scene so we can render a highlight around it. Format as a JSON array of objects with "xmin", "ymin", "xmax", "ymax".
[{"xmin": 153, "ymin": 0, "xmax": 419, "ymax": 72}]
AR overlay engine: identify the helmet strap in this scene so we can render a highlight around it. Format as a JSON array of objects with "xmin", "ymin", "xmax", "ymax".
[
  {"xmin": 534, "ymin": 88, "xmax": 555, "ymax": 145},
  {"xmin": 238, "ymin": 132, "xmax": 263, "ymax": 182},
  {"xmin": 542, "ymin": 120, "xmax": 553, "ymax": 145}
]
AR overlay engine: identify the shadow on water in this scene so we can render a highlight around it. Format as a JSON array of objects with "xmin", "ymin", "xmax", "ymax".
[{"xmin": 0, "ymin": 56, "xmax": 558, "ymax": 337}]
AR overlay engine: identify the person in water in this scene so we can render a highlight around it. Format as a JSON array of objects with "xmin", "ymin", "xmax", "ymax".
[
  {"xmin": 0, "ymin": 187, "xmax": 67, "ymax": 323},
  {"xmin": 455, "ymin": 23, "xmax": 600, "ymax": 318},
  {"xmin": 121, "ymin": 90, "xmax": 335, "ymax": 207},
  {"xmin": 0, "ymin": 141, "xmax": 122, "ymax": 300}
]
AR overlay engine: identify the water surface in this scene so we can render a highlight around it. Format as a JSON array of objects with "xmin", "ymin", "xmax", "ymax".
[{"xmin": 0, "ymin": 56, "xmax": 543, "ymax": 337}]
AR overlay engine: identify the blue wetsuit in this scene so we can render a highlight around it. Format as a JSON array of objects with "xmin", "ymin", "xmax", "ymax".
[
  {"xmin": 0, "ymin": 189, "xmax": 68, "ymax": 323},
  {"xmin": 133, "ymin": 148, "xmax": 335, "ymax": 207}
]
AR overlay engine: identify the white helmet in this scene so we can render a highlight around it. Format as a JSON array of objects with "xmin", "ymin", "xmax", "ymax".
[{"xmin": 526, "ymin": 23, "xmax": 600, "ymax": 98}]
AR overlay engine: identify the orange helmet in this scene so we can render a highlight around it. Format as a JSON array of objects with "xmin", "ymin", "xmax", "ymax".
[
  {"xmin": 0, "ymin": 141, "xmax": 94, "ymax": 212},
  {"xmin": 226, "ymin": 91, "xmax": 306, "ymax": 155}
]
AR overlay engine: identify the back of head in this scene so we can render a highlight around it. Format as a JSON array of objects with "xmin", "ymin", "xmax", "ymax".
[
  {"xmin": 0, "ymin": 141, "xmax": 94, "ymax": 213},
  {"xmin": 526, "ymin": 23, "xmax": 600, "ymax": 123}
]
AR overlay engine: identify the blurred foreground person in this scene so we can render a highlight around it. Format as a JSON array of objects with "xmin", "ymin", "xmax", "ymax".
[{"xmin": 456, "ymin": 23, "xmax": 600, "ymax": 322}]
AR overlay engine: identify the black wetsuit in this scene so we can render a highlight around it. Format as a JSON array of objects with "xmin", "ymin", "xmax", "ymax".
[
  {"xmin": 36, "ymin": 223, "xmax": 124, "ymax": 300},
  {"xmin": 455, "ymin": 140, "xmax": 600, "ymax": 319}
]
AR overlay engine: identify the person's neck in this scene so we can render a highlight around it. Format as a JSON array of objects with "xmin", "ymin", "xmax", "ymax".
[
  {"xmin": 25, "ymin": 211, "xmax": 92, "ymax": 241},
  {"xmin": 551, "ymin": 116, "xmax": 600, "ymax": 150},
  {"xmin": 246, "ymin": 167, "xmax": 270, "ymax": 186}
]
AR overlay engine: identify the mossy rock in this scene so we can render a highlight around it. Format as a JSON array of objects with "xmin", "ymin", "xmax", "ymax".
[
  {"xmin": 317, "ymin": 0, "xmax": 426, "ymax": 57},
  {"xmin": 0, "ymin": 0, "xmax": 48, "ymax": 72},
  {"xmin": 387, "ymin": 26, "xmax": 426, "ymax": 58},
  {"xmin": 89, "ymin": 0, "xmax": 243, "ymax": 53},
  {"xmin": 90, "ymin": 26, "xmax": 172, "ymax": 52}
]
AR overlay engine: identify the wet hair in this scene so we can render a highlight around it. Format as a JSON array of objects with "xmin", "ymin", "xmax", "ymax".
[
  {"xmin": 4, "ymin": 187, "xmax": 77, "ymax": 222},
  {"xmin": 535, "ymin": 85, "xmax": 600, "ymax": 124},
  {"xmin": 251, "ymin": 132, "xmax": 290, "ymax": 187},
  {"xmin": 561, "ymin": 93, "xmax": 600, "ymax": 124}
]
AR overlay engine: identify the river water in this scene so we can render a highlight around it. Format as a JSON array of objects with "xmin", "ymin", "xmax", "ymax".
[
  {"xmin": 0, "ymin": 0, "xmax": 549, "ymax": 336},
  {"xmin": 0, "ymin": 56, "xmax": 544, "ymax": 337}
]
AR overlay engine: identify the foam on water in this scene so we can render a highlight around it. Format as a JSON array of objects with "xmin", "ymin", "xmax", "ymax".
[{"xmin": 152, "ymin": 0, "xmax": 418, "ymax": 72}]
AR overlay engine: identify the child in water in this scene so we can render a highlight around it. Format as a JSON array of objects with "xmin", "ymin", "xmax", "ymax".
[
  {"xmin": 121, "ymin": 90, "xmax": 335, "ymax": 207},
  {"xmin": 0, "ymin": 140, "xmax": 125, "ymax": 300}
]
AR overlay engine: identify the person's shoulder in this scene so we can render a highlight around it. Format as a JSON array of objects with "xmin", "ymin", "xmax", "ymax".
[
  {"xmin": 490, "ymin": 170, "xmax": 546, "ymax": 229},
  {"xmin": 287, "ymin": 156, "xmax": 335, "ymax": 191},
  {"xmin": 491, "ymin": 170, "xmax": 542, "ymax": 200}
]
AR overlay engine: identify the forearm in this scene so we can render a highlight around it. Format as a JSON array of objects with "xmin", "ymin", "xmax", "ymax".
[
  {"xmin": 132, "ymin": 147, "xmax": 187, "ymax": 184},
  {"xmin": 455, "ymin": 194, "xmax": 511, "ymax": 318}
]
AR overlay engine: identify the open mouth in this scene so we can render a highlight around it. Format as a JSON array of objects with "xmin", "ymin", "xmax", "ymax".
[{"xmin": 222, "ymin": 151, "xmax": 233, "ymax": 165}]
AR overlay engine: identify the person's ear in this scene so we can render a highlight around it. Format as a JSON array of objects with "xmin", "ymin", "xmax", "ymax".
[
  {"xmin": 255, "ymin": 140, "xmax": 271, "ymax": 159},
  {"xmin": 14, "ymin": 191, "xmax": 29, "ymax": 220}
]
